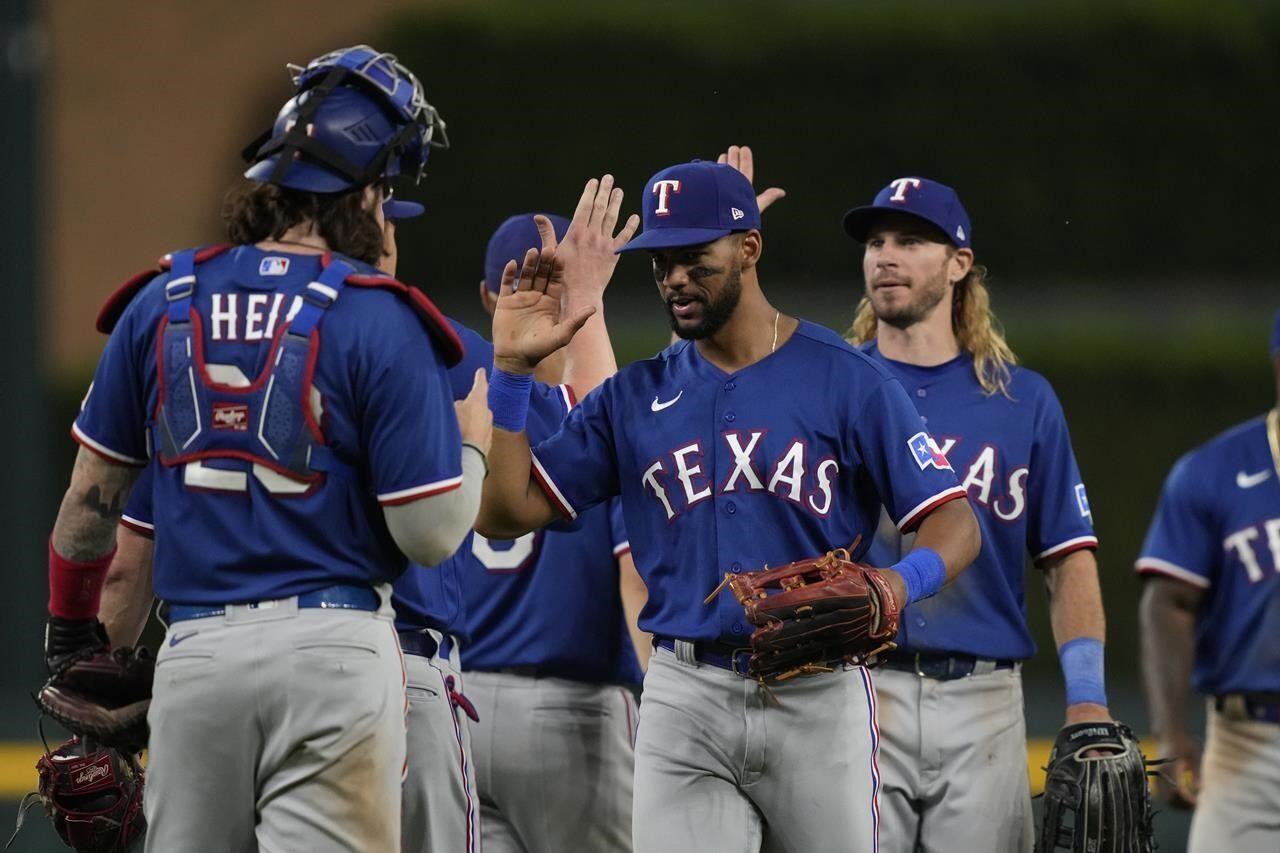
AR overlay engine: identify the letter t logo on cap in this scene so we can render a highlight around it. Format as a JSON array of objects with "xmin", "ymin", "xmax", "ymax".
[
  {"xmin": 889, "ymin": 177, "xmax": 922, "ymax": 202},
  {"xmin": 653, "ymin": 179, "xmax": 682, "ymax": 216}
]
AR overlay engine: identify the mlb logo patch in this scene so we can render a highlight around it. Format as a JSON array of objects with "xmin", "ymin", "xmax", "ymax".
[
  {"xmin": 1075, "ymin": 483, "xmax": 1092, "ymax": 521},
  {"xmin": 212, "ymin": 403, "xmax": 250, "ymax": 431},
  {"xmin": 259, "ymin": 256, "xmax": 290, "ymax": 276},
  {"xmin": 908, "ymin": 431, "xmax": 952, "ymax": 471}
]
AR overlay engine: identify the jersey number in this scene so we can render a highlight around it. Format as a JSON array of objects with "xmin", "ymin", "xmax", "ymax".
[{"xmin": 471, "ymin": 532, "xmax": 541, "ymax": 574}]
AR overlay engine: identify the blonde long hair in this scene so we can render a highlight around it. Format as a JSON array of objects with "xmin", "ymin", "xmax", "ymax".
[{"xmin": 846, "ymin": 264, "xmax": 1017, "ymax": 397}]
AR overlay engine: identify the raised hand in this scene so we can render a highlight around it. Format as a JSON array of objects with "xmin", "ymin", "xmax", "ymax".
[
  {"xmin": 535, "ymin": 174, "xmax": 640, "ymax": 310},
  {"xmin": 491, "ymin": 246, "xmax": 596, "ymax": 375},
  {"xmin": 717, "ymin": 144, "xmax": 786, "ymax": 212}
]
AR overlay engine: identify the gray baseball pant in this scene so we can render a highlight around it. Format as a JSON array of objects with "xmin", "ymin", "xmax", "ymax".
[
  {"xmin": 402, "ymin": 633, "xmax": 479, "ymax": 853},
  {"xmin": 873, "ymin": 664, "xmax": 1033, "ymax": 853},
  {"xmin": 465, "ymin": 669, "xmax": 637, "ymax": 853},
  {"xmin": 144, "ymin": 594, "xmax": 406, "ymax": 853},
  {"xmin": 1188, "ymin": 700, "xmax": 1280, "ymax": 853},
  {"xmin": 633, "ymin": 644, "xmax": 880, "ymax": 853}
]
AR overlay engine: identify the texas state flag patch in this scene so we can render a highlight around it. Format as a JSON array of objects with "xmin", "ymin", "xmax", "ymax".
[
  {"xmin": 908, "ymin": 431, "xmax": 953, "ymax": 471},
  {"xmin": 259, "ymin": 256, "xmax": 290, "ymax": 276}
]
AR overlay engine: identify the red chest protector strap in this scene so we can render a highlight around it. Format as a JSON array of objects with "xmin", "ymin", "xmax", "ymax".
[{"xmin": 97, "ymin": 248, "xmax": 465, "ymax": 368}]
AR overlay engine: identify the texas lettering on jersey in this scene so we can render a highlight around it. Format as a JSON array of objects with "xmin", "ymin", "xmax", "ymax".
[{"xmin": 642, "ymin": 431, "xmax": 842, "ymax": 520}]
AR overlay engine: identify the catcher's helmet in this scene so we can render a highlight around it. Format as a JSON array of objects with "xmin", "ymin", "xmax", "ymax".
[{"xmin": 243, "ymin": 45, "xmax": 447, "ymax": 192}]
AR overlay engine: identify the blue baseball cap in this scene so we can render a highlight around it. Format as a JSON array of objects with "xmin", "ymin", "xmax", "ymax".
[
  {"xmin": 484, "ymin": 213, "xmax": 571, "ymax": 293},
  {"xmin": 617, "ymin": 161, "xmax": 761, "ymax": 253},
  {"xmin": 843, "ymin": 177, "xmax": 972, "ymax": 249},
  {"xmin": 382, "ymin": 198, "xmax": 424, "ymax": 220}
]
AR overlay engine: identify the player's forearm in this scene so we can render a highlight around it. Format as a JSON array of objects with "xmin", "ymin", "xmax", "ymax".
[
  {"xmin": 618, "ymin": 552, "xmax": 652, "ymax": 672},
  {"xmin": 1139, "ymin": 579, "xmax": 1200, "ymax": 740},
  {"xmin": 51, "ymin": 448, "xmax": 140, "ymax": 563},
  {"xmin": 561, "ymin": 307, "xmax": 617, "ymax": 399},
  {"xmin": 1045, "ymin": 550, "xmax": 1106, "ymax": 646},
  {"xmin": 475, "ymin": 428, "xmax": 558, "ymax": 539},
  {"xmin": 910, "ymin": 497, "xmax": 980, "ymax": 582},
  {"xmin": 100, "ymin": 526, "xmax": 155, "ymax": 647}
]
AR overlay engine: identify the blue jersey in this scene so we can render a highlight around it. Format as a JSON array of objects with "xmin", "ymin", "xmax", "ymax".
[
  {"xmin": 1136, "ymin": 413, "xmax": 1280, "ymax": 695},
  {"xmin": 529, "ymin": 321, "xmax": 966, "ymax": 644},
  {"xmin": 390, "ymin": 321, "xmax": 575, "ymax": 637},
  {"xmin": 861, "ymin": 346, "xmax": 1098, "ymax": 660},
  {"xmin": 78, "ymin": 246, "xmax": 461, "ymax": 603}
]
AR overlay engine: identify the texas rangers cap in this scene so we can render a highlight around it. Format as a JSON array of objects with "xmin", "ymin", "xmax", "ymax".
[
  {"xmin": 382, "ymin": 198, "xmax": 424, "ymax": 220},
  {"xmin": 484, "ymin": 213, "xmax": 571, "ymax": 293},
  {"xmin": 843, "ymin": 177, "xmax": 972, "ymax": 249},
  {"xmin": 617, "ymin": 160, "xmax": 761, "ymax": 253}
]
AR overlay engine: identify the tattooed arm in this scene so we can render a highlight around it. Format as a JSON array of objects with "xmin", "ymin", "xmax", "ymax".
[{"xmin": 51, "ymin": 447, "xmax": 141, "ymax": 562}]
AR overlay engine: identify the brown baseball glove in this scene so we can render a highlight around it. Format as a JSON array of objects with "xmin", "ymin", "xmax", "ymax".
[{"xmin": 710, "ymin": 548, "xmax": 901, "ymax": 682}]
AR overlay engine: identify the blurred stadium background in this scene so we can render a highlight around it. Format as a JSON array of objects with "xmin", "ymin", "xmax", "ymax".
[{"xmin": 5, "ymin": 0, "xmax": 1279, "ymax": 849}]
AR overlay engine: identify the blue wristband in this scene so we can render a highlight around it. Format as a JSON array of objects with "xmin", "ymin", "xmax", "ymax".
[
  {"xmin": 892, "ymin": 547, "xmax": 946, "ymax": 605},
  {"xmin": 487, "ymin": 369, "xmax": 533, "ymax": 432},
  {"xmin": 1059, "ymin": 637, "xmax": 1108, "ymax": 707}
]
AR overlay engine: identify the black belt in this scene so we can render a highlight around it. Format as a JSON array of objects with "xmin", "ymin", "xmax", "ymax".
[
  {"xmin": 882, "ymin": 651, "xmax": 1017, "ymax": 681},
  {"xmin": 655, "ymin": 637, "xmax": 752, "ymax": 674},
  {"xmin": 397, "ymin": 630, "xmax": 439, "ymax": 659},
  {"xmin": 1214, "ymin": 693, "xmax": 1280, "ymax": 724}
]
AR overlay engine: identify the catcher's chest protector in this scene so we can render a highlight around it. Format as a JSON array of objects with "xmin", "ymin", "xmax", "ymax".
[{"xmin": 151, "ymin": 247, "xmax": 351, "ymax": 485}]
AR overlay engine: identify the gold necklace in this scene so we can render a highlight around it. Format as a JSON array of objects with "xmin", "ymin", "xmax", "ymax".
[{"xmin": 770, "ymin": 310, "xmax": 781, "ymax": 353}]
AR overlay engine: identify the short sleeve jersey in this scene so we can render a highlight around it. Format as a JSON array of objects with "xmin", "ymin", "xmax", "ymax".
[
  {"xmin": 529, "ymin": 321, "xmax": 966, "ymax": 644},
  {"xmin": 1136, "ymin": 413, "xmax": 1280, "ymax": 694},
  {"xmin": 77, "ymin": 246, "xmax": 461, "ymax": 603},
  {"xmin": 390, "ymin": 322, "xmax": 642, "ymax": 684},
  {"xmin": 862, "ymin": 347, "xmax": 1098, "ymax": 660}
]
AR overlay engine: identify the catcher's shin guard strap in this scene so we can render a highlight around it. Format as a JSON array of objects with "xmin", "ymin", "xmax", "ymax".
[
  {"xmin": 488, "ymin": 369, "xmax": 533, "ymax": 432},
  {"xmin": 892, "ymin": 547, "xmax": 945, "ymax": 605},
  {"xmin": 47, "ymin": 539, "xmax": 115, "ymax": 620},
  {"xmin": 1058, "ymin": 637, "xmax": 1108, "ymax": 707}
]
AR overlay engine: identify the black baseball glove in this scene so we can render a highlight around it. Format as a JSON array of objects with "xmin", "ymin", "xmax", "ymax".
[
  {"xmin": 5, "ymin": 736, "xmax": 146, "ymax": 852},
  {"xmin": 1036, "ymin": 721, "xmax": 1158, "ymax": 852}
]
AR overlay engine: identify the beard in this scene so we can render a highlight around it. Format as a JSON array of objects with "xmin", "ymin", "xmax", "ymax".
[
  {"xmin": 871, "ymin": 270, "xmax": 949, "ymax": 330},
  {"xmin": 667, "ymin": 263, "xmax": 743, "ymax": 340}
]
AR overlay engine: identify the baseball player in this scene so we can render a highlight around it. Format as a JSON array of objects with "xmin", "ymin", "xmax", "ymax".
[
  {"xmin": 99, "ymin": 181, "xmax": 639, "ymax": 853},
  {"xmin": 45, "ymin": 46, "xmax": 492, "ymax": 853},
  {"xmin": 843, "ymin": 177, "xmax": 1108, "ymax": 853},
  {"xmin": 438, "ymin": 212, "xmax": 648, "ymax": 853},
  {"xmin": 476, "ymin": 159, "xmax": 981, "ymax": 851},
  {"xmin": 1136, "ymin": 311, "xmax": 1280, "ymax": 853}
]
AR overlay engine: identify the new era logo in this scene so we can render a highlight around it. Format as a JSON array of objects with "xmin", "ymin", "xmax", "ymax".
[
  {"xmin": 260, "ymin": 257, "xmax": 290, "ymax": 276},
  {"xmin": 731, "ymin": 207, "xmax": 745, "ymax": 221},
  {"xmin": 212, "ymin": 403, "xmax": 249, "ymax": 431},
  {"xmin": 956, "ymin": 225, "xmax": 966, "ymax": 242}
]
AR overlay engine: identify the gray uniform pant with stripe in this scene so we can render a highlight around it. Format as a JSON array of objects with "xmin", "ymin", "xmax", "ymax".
[
  {"xmin": 465, "ymin": 669, "xmax": 637, "ymax": 853},
  {"xmin": 633, "ymin": 644, "xmax": 880, "ymax": 853},
  {"xmin": 1188, "ymin": 700, "xmax": 1280, "ymax": 853},
  {"xmin": 402, "ymin": 636, "xmax": 480, "ymax": 853},
  {"xmin": 873, "ymin": 665, "xmax": 1032, "ymax": 853},
  {"xmin": 144, "ymin": 595, "xmax": 406, "ymax": 853}
]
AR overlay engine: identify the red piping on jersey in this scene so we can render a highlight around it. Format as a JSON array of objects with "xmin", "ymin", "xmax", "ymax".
[
  {"xmin": 377, "ymin": 478, "xmax": 463, "ymax": 506},
  {"xmin": 97, "ymin": 244, "xmax": 234, "ymax": 334},
  {"xmin": 70, "ymin": 426, "xmax": 147, "ymax": 467},
  {"xmin": 119, "ymin": 517, "xmax": 155, "ymax": 539},
  {"xmin": 899, "ymin": 489, "xmax": 967, "ymax": 533},
  {"xmin": 1035, "ymin": 538, "xmax": 1098, "ymax": 566},
  {"xmin": 530, "ymin": 461, "xmax": 575, "ymax": 520}
]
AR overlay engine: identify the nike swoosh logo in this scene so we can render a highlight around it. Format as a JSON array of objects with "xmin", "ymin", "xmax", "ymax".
[
  {"xmin": 651, "ymin": 391, "xmax": 683, "ymax": 412},
  {"xmin": 1236, "ymin": 469, "xmax": 1271, "ymax": 489},
  {"xmin": 169, "ymin": 631, "xmax": 198, "ymax": 647}
]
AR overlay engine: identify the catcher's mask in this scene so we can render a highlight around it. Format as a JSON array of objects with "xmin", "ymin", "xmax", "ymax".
[{"xmin": 243, "ymin": 44, "xmax": 448, "ymax": 192}]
